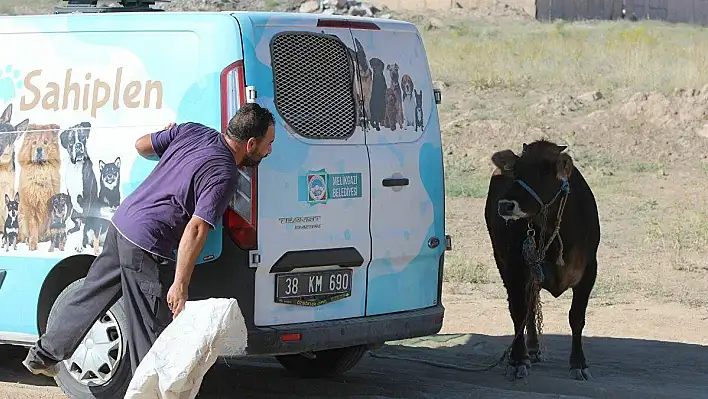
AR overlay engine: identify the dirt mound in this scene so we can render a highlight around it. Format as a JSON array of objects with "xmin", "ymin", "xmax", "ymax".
[
  {"xmin": 530, "ymin": 90, "xmax": 608, "ymax": 117},
  {"xmin": 618, "ymin": 86, "xmax": 708, "ymax": 132},
  {"xmin": 601, "ymin": 86, "xmax": 708, "ymax": 163},
  {"xmin": 531, "ymin": 93, "xmax": 585, "ymax": 116},
  {"xmin": 472, "ymin": 0, "xmax": 535, "ymax": 21},
  {"xmin": 394, "ymin": 0, "xmax": 534, "ymax": 27},
  {"xmin": 439, "ymin": 83, "xmax": 708, "ymax": 176}
]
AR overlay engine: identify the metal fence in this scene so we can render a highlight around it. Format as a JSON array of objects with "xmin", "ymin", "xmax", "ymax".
[{"xmin": 536, "ymin": 0, "xmax": 708, "ymax": 26}]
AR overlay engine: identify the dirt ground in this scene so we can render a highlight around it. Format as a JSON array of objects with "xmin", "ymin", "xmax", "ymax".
[{"xmin": 2, "ymin": 287, "xmax": 708, "ymax": 398}]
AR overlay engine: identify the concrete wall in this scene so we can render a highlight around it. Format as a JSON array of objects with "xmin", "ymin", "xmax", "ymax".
[
  {"xmin": 626, "ymin": 0, "xmax": 708, "ymax": 25},
  {"xmin": 537, "ymin": 0, "xmax": 708, "ymax": 25},
  {"xmin": 536, "ymin": 0, "xmax": 624, "ymax": 21}
]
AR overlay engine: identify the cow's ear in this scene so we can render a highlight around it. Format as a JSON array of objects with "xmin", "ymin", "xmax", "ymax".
[
  {"xmin": 491, "ymin": 149, "xmax": 518, "ymax": 176},
  {"xmin": 556, "ymin": 153, "xmax": 573, "ymax": 180}
]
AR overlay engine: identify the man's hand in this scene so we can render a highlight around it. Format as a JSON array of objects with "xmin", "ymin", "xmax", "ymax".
[{"xmin": 166, "ymin": 281, "xmax": 188, "ymax": 319}]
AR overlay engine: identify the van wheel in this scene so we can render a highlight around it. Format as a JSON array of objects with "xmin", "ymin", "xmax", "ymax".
[
  {"xmin": 49, "ymin": 278, "xmax": 132, "ymax": 399},
  {"xmin": 275, "ymin": 345, "xmax": 368, "ymax": 378}
]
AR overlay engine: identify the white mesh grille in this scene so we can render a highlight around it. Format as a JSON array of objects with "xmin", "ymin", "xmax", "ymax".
[{"xmin": 271, "ymin": 32, "xmax": 357, "ymax": 140}]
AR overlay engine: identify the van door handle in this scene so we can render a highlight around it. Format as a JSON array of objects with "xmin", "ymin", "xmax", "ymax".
[{"xmin": 382, "ymin": 177, "xmax": 409, "ymax": 187}]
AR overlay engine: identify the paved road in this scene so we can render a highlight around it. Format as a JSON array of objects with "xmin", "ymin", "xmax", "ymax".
[{"xmin": 3, "ymin": 332, "xmax": 708, "ymax": 399}]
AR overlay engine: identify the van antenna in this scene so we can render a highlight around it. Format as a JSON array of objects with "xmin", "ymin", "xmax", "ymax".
[{"xmin": 54, "ymin": 0, "xmax": 170, "ymax": 14}]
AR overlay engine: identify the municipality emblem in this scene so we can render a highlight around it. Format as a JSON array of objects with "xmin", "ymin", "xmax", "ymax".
[
  {"xmin": 298, "ymin": 168, "xmax": 362, "ymax": 206},
  {"xmin": 307, "ymin": 173, "xmax": 327, "ymax": 203}
]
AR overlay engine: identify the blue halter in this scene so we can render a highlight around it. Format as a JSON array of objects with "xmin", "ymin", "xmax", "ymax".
[{"xmin": 514, "ymin": 178, "xmax": 570, "ymax": 211}]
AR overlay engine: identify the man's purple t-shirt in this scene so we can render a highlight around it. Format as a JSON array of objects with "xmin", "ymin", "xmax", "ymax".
[{"xmin": 111, "ymin": 122, "xmax": 238, "ymax": 260}]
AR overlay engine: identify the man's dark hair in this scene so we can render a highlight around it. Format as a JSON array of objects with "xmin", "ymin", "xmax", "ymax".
[{"xmin": 226, "ymin": 103, "xmax": 275, "ymax": 142}]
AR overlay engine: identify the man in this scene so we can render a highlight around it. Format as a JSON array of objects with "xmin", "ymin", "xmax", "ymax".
[{"xmin": 22, "ymin": 103, "xmax": 275, "ymax": 378}]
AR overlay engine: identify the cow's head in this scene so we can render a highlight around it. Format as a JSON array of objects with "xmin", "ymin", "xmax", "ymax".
[{"xmin": 491, "ymin": 140, "xmax": 573, "ymax": 221}]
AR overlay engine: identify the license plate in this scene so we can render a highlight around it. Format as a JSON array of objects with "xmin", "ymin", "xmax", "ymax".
[{"xmin": 275, "ymin": 269, "xmax": 352, "ymax": 307}]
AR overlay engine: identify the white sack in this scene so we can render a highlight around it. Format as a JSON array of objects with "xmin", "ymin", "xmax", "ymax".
[{"xmin": 124, "ymin": 298, "xmax": 248, "ymax": 399}]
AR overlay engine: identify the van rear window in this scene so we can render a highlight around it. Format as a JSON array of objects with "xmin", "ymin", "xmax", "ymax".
[{"xmin": 270, "ymin": 32, "xmax": 357, "ymax": 140}]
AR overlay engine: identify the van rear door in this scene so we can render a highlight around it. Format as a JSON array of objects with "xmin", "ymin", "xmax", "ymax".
[
  {"xmin": 349, "ymin": 20, "xmax": 446, "ymax": 316},
  {"xmin": 233, "ymin": 14, "xmax": 372, "ymax": 327}
]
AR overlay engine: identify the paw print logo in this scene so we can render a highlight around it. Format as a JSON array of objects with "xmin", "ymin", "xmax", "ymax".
[{"xmin": 0, "ymin": 65, "xmax": 23, "ymax": 104}]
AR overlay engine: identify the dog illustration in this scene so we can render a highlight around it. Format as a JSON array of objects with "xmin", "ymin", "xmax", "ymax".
[
  {"xmin": 401, "ymin": 74, "xmax": 416, "ymax": 129},
  {"xmin": 3, "ymin": 192, "xmax": 19, "ymax": 252},
  {"xmin": 18, "ymin": 124, "xmax": 62, "ymax": 250},
  {"xmin": 77, "ymin": 199, "xmax": 109, "ymax": 255},
  {"xmin": 385, "ymin": 63, "xmax": 404, "ymax": 130},
  {"xmin": 78, "ymin": 157, "xmax": 120, "ymax": 255},
  {"xmin": 98, "ymin": 157, "xmax": 121, "ymax": 211},
  {"xmin": 350, "ymin": 39, "xmax": 373, "ymax": 127},
  {"xmin": 368, "ymin": 57, "xmax": 387, "ymax": 131},
  {"xmin": 75, "ymin": 193, "xmax": 108, "ymax": 255},
  {"xmin": 355, "ymin": 40, "xmax": 373, "ymax": 122},
  {"xmin": 0, "ymin": 104, "xmax": 29, "ymax": 227},
  {"xmin": 348, "ymin": 47, "xmax": 365, "ymax": 128},
  {"xmin": 47, "ymin": 192, "xmax": 73, "ymax": 252},
  {"xmin": 60, "ymin": 121, "xmax": 99, "ymax": 234},
  {"xmin": 384, "ymin": 86, "xmax": 399, "ymax": 131},
  {"xmin": 414, "ymin": 90, "xmax": 424, "ymax": 132}
]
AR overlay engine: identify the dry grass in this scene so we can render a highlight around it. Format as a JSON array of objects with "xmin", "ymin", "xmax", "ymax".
[
  {"xmin": 425, "ymin": 18, "xmax": 708, "ymax": 200},
  {"xmin": 420, "ymin": 15, "xmax": 708, "ymax": 307},
  {"xmin": 425, "ymin": 18, "xmax": 708, "ymax": 93}
]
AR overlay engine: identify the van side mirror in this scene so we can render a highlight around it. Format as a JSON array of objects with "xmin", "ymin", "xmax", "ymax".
[{"xmin": 433, "ymin": 88, "xmax": 442, "ymax": 105}]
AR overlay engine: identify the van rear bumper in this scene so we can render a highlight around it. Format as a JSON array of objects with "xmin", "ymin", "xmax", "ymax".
[{"xmin": 243, "ymin": 304, "xmax": 445, "ymax": 356}]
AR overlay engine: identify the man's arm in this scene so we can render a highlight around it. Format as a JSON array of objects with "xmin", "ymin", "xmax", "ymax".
[
  {"xmin": 135, "ymin": 122, "xmax": 177, "ymax": 160},
  {"xmin": 174, "ymin": 216, "xmax": 210, "ymax": 286},
  {"xmin": 166, "ymin": 215, "xmax": 210, "ymax": 317},
  {"xmin": 166, "ymin": 168, "xmax": 237, "ymax": 318}
]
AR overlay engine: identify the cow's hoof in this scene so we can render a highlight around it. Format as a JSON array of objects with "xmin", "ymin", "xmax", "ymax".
[
  {"xmin": 529, "ymin": 352, "xmax": 543, "ymax": 363},
  {"xmin": 569, "ymin": 367, "xmax": 593, "ymax": 381},
  {"xmin": 505, "ymin": 361, "xmax": 530, "ymax": 381}
]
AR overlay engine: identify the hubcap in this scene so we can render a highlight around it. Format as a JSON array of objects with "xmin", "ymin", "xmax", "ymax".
[{"xmin": 64, "ymin": 311, "xmax": 123, "ymax": 386}]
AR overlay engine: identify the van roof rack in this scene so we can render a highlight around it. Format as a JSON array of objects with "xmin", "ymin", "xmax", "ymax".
[{"xmin": 53, "ymin": 0, "xmax": 169, "ymax": 14}]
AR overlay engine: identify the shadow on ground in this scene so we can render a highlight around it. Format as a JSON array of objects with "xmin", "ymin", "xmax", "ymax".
[
  {"xmin": 0, "ymin": 345, "xmax": 57, "ymax": 387},
  {"xmin": 2, "ymin": 333, "xmax": 707, "ymax": 398}
]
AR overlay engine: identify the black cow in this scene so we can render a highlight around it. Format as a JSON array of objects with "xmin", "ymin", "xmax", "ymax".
[{"xmin": 484, "ymin": 139, "xmax": 600, "ymax": 382}]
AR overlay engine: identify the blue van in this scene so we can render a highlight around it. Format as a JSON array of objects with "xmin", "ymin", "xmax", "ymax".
[{"xmin": 0, "ymin": 1, "xmax": 449, "ymax": 397}]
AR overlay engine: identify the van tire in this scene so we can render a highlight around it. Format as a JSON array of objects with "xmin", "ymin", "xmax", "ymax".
[
  {"xmin": 50, "ymin": 278, "xmax": 132, "ymax": 399},
  {"xmin": 275, "ymin": 345, "xmax": 368, "ymax": 378}
]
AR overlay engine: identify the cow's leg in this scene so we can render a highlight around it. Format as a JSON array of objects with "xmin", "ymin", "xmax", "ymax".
[
  {"xmin": 568, "ymin": 259, "xmax": 597, "ymax": 381},
  {"xmin": 526, "ymin": 284, "xmax": 542, "ymax": 363},
  {"xmin": 505, "ymin": 273, "xmax": 531, "ymax": 381}
]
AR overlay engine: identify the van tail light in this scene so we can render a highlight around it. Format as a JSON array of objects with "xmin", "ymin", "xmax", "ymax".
[
  {"xmin": 317, "ymin": 18, "xmax": 380, "ymax": 30},
  {"xmin": 220, "ymin": 60, "xmax": 257, "ymax": 250}
]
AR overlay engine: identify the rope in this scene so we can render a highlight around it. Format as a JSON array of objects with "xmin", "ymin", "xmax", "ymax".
[
  {"xmin": 368, "ymin": 180, "xmax": 571, "ymax": 374},
  {"xmin": 368, "ymin": 276, "xmax": 543, "ymax": 373},
  {"xmin": 368, "ymin": 350, "xmax": 507, "ymax": 373},
  {"xmin": 524, "ymin": 185, "xmax": 569, "ymax": 356}
]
